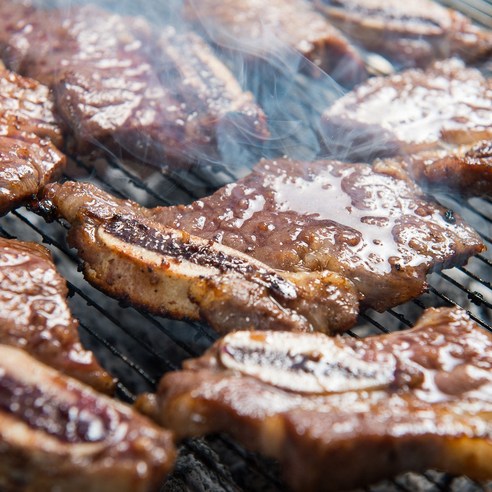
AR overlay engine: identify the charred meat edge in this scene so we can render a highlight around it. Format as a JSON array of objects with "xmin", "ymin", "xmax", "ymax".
[
  {"xmin": 0, "ymin": 344, "xmax": 175, "ymax": 492},
  {"xmin": 35, "ymin": 182, "xmax": 360, "ymax": 335},
  {"xmin": 0, "ymin": 237, "xmax": 115, "ymax": 394}
]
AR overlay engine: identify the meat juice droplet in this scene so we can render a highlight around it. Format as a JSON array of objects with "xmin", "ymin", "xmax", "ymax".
[{"xmin": 266, "ymin": 166, "xmax": 426, "ymax": 274}]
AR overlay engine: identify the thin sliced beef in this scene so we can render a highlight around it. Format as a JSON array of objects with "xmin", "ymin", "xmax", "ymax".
[
  {"xmin": 322, "ymin": 59, "xmax": 492, "ymax": 195},
  {"xmin": 314, "ymin": 0, "xmax": 492, "ymax": 68},
  {"xmin": 35, "ymin": 152, "xmax": 484, "ymax": 330},
  {"xmin": 0, "ymin": 344, "xmax": 175, "ymax": 492},
  {"xmin": 0, "ymin": 64, "xmax": 65, "ymax": 215},
  {"xmin": 148, "ymin": 157, "xmax": 484, "ymax": 311},
  {"xmin": 183, "ymin": 0, "xmax": 367, "ymax": 86},
  {"xmin": 0, "ymin": 1, "xmax": 268, "ymax": 168},
  {"xmin": 0, "ymin": 62, "xmax": 62, "ymax": 147},
  {"xmin": 36, "ymin": 180, "xmax": 360, "ymax": 335},
  {"xmin": 322, "ymin": 59, "xmax": 492, "ymax": 160},
  {"xmin": 142, "ymin": 307, "xmax": 492, "ymax": 492},
  {"xmin": 0, "ymin": 237, "xmax": 115, "ymax": 394}
]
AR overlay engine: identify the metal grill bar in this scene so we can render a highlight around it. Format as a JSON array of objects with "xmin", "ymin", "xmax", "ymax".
[
  {"xmin": 477, "ymin": 253, "xmax": 492, "ymax": 267},
  {"xmin": 78, "ymin": 319, "xmax": 158, "ymax": 386},
  {"xmin": 7, "ymin": 186, "xmax": 491, "ymax": 492},
  {"xmin": 461, "ymin": 201, "xmax": 492, "ymax": 225},
  {"xmin": 3, "ymin": 140, "xmax": 491, "ymax": 492},
  {"xmin": 441, "ymin": 270, "xmax": 492, "ymax": 310},
  {"xmin": 427, "ymin": 284, "xmax": 492, "ymax": 333},
  {"xmin": 69, "ymin": 283, "xmax": 177, "ymax": 373},
  {"xmin": 441, "ymin": 0, "xmax": 492, "ymax": 27},
  {"xmin": 1, "ymin": 2, "xmax": 491, "ymax": 489}
]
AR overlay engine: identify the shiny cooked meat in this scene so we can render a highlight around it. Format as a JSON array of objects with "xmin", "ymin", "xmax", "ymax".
[
  {"xmin": 0, "ymin": 1, "xmax": 268, "ymax": 168},
  {"xmin": 0, "ymin": 63, "xmax": 62, "ymax": 148},
  {"xmin": 382, "ymin": 140, "xmax": 492, "ymax": 198},
  {"xmin": 0, "ymin": 344, "xmax": 175, "ymax": 492},
  {"xmin": 322, "ymin": 59, "xmax": 492, "ymax": 158},
  {"xmin": 36, "ymin": 181, "xmax": 360, "ymax": 335},
  {"xmin": 148, "ymin": 158, "xmax": 484, "ymax": 311},
  {"xmin": 183, "ymin": 0, "xmax": 367, "ymax": 86},
  {"xmin": 322, "ymin": 59, "xmax": 492, "ymax": 194},
  {"xmin": 0, "ymin": 64, "xmax": 65, "ymax": 215},
  {"xmin": 142, "ymin": 307, "xmax": 492, "ymax": 492},
  {"xmin": 313, "ymin": 0, "xmax": 492, "ymax": 68},
  {"xmin": 0, "ymin": 237, "xmax": 115, "ymax": 394}
]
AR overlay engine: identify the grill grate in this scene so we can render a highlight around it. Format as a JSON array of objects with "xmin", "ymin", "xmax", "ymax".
[
  {"xmin": 1, "ymin": 0, "xmax": 492, "ymax": 490},
  {"xmin": 2, "ymin": 146, "xmax": 491, "ymax": 492}
]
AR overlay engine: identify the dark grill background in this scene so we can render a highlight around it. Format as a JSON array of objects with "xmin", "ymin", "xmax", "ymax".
[{"xmin": 1, "ymin": 1, "xmax": 492, "ymax": 491}]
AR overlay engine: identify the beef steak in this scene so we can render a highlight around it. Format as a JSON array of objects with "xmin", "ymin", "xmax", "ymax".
[{"xmin": 144, "ymin": 307, "xmax": 492, "ymax": 491}]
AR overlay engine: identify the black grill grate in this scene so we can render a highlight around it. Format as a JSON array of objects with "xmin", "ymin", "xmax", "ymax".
[
  {"xmin": 2, "ymin": 146, "xmax": 492, "ymax": 492},
  {"xmin": 1, "ymin": 0, "xmax": 491, "ymax": 490}
]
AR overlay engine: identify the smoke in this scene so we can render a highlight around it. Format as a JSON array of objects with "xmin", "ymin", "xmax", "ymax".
[{"xmin": 27, "ymin": 0, "xmax": 352, "ymax": 174}]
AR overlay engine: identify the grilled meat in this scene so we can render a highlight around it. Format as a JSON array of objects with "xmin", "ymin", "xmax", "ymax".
[
  {"xmin": 183, "ymin": 0, "xmax": 367, "ymax": 86},
  {"xmin": 0, "ymin": 63, "xmax": 62, "ymax": 147},
  {"xmin": 314, "ymin": 0, "xmax": 492, "ymax": 67},
  {"xmin": 322, "ymin": 59, "xmax": 492, "ymax": 195},
  {"xmin": 0, "ymin": 64, "xmax": 65, "ymax": 215},
  {"xmin": 382, "ymin": 140, "xmax": 492, "ymax": 198},
  {"xmin": 0, "ymin": 1, "xmax": 67, "ymax": 86},
  {"xmin": 0, "ymin": 344, "xmax": 175, "ymax": 492},
  {"xmin": 322, "ymin": 59, "xmax": 492, "ymax": 160},
  {"xmin": 148, "ymin": 157, "xmax": 484, "ymax": 311},
  {"xmin": 37, "ymin": 181, "xmax": 360, "ymax": 335},
  {"xmin": 36, "ymin": 153, "xmax": 483, "ymax": 328},
  {"xmin": 0, "ymin": 1, "xmax": 268, "ymax": 168},
  {"xmin": 0, "ymin": 237, "xmax": 115, "ymax": 394},
  {"xmin": 143, "ymin": 307, "xmax": 492, "ymax": 492}
]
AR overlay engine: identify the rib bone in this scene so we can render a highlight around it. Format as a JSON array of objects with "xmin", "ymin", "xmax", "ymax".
[{"xmin": 37, "ymin": 181, "xmax": 360, "ymax": 335}]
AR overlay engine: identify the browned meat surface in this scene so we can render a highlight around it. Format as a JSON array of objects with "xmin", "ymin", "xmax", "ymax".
[
  {"xmin": 0, "ymin": 64, "xmax": 65, "ymax": 215},
  {"xmin": 322, "ymin": 59, "xmax": 492, "ymax": 195},
  {"xmin": 0, "ymin": 237, "xmax": 115, "ymax": 394},
  {"xmin": 35, "ymin": 156, "xmax": 483, "ymax": 327},
  {"xmin": 0, "ymin": 63, "xmax": 62, "ymax": 147},
  {"xmin": 0, "ymin": 1, "xmax": 67, "ymax": 86},
  {"xmin": 37, "ymin": 180, "xmax": 359, "ymax": 334},
  {"xmin": 143, "ymin": 307, "xmax": 492, "ymax": 492},
  {"xmin": 314, "ymin": 0, "xmax": 492, "ymax": 67},
  {"xmin": 0, "ymin": 2, "xmax": 268, "ymax": 168},
  {"xmin": 322, "ymin": 59, "xmax": 492, "ymax": 159},
  {"xmin": 0, "ymin": 344, "xmax": 175, "ymax": 492},
  {"xmin": 183, "ymin": 0, "xmax": 367, "ymax": 86},
  {"xmin": 148, "ymin": 157, "xmax": 484, "ymax": 311},
  {"xmin": 382, "ymin": 140, "xmax": 492, "ymax": 197}
]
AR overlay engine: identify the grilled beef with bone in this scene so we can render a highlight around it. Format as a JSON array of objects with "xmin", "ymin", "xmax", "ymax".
[
  {"xmin": 0, "ymin": 64, "xmax": 65, "ymax": 215},
  {"xmin": 314, "ymin": 0, "xmax": 492, "ymax": 67},
  {"xmin": 37, "ymin": 154, "xmax": 484, "ymax": 323},
  {"xmin": 0, "ymin": 237, "xmax": 114, "ymax": 394},
  {"xmin": 37, "ymin": 181, "xmax": 359, "ymax": 335},
  {"xmin": 148, "ymin": 157, "xmax": 484, "ymax": 312},
  {"xmin": 0, "ymin": 1, "xmax": 268, "ymax": 168},
  {"xmin": 0, "ymin": 344, "xmax": 175, "ymax": 492},
  {"xmin": 142, "ymin": 307, "xmax": 492, "ymax": 492},
  {"xmin": 322, "ymin": 59, "xmax": 492, "ymax": 195},
  {"xmin": 183, "ymin": 0, "xmax": 367, "ymax": 86}
]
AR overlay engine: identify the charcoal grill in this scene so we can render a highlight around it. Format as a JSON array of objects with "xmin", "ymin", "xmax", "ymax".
[{"xmin": 1, "ymin": 1, "xmax": 492, "ymax": 491}]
